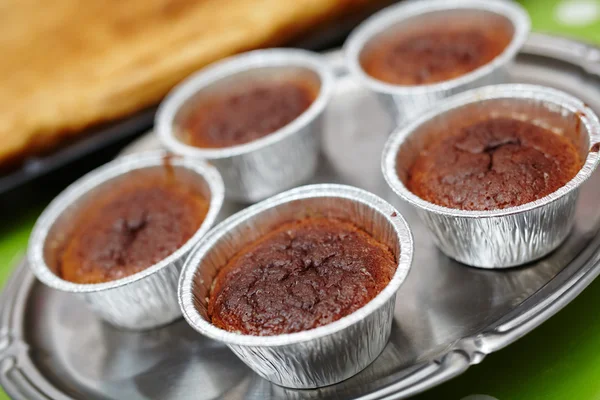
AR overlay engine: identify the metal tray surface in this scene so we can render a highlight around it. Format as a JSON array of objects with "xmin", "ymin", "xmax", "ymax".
[{"xmin": 2, "ymin": 33, "xmax": 600, "ymax": 400}]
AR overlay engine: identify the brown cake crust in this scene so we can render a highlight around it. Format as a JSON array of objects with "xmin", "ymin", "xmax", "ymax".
[
  {"xmin": 1, "ymin": 0, "xmax": 393, "ymax": 168},
  {"xmin": 361, "ymin": 21, "xmax": 512, "ymax": 85},
  {"xmin": 208, "ymin": 218, "xmax": 397, "ymax": 336},
  {"xmin": 407, "ymin": 118, "xmax": 582, "ymax": 211},
  {"xmin": 59, "ymin": 169, "xmax": 209, "ymax": 284},
  {"xmin": 181, "ymin": 79, "xmax": 318, "ymax": 148}
]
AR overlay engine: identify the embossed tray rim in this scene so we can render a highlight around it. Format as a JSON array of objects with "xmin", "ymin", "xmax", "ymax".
[{"xmin": 1, "ymin": 33, "xmax": 600, "ymax": 400}]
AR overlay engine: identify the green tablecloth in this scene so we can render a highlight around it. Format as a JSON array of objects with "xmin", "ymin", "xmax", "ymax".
[
  {"xmin": 2, "ymin": 1, "xmax": 599, "ymax": 399},
  {"xmin": 419, "ymin": 1, "xmax": 600, "ymax": 398}
]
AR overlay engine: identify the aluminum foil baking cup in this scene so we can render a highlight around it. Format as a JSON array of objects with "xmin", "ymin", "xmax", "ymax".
[
  {"xmin": 156, "ymin": 49, "xmax": 335, "ymax": 203},
  {"xmin": 344, "ymin": 0, "xmax": 530, "ymax": 122},
  {"xmin": 28, "ymin": 151, "xmax": 224, "ymax": 330},
  {"xmin": 178, "ymin": 184, "xmax": 413, "ymax": 388},
  {"xmin": 382, "ymin": 84, "xmax": 600, "ymax": 268}
]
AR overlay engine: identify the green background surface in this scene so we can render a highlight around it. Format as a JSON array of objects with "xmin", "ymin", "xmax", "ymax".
[{"xmin": 1, "ymin": 1, "xmax": 599, "ymax": 399}]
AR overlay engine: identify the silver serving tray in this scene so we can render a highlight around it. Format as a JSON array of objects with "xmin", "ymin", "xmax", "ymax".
[{"xmin": 3, "ymin": 33, "xmax": 600, "ymax": 400}]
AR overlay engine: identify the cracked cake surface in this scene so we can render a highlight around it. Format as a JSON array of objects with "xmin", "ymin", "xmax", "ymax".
[
  {"xmin": 59, "ymin": 168, "xmax": 209, "ymax": 284},
  {"xmin": 361, "ymin": 17, "xmax": 513, "ymax": 85},
  {"xmin": 181, "ymin": 78, "xmax": 318, "ymax": 148},
  {"xmin": 208, "ymin": 218, "xmax": 397, "ymax": 336},
  {"xmin": 406, "ymin": 118, "xmax": 582, "ymax": 211}
]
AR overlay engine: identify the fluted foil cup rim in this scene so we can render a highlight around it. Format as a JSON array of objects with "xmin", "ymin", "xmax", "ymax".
[
  {"xmin": 156, "ymin": 48, "xmax": 335, "ymax": 159},
  {"xmin": 27, "ymin": 150, "xmax": 225, "ymax": 293},
  {"xmin": 382, "ymin": 83, "xmax": 600, "ymax": 219},
  {"xmin": 344, "ymin": 0, "xmax": 530, "ymax": 96},
  {"xmin": 178, "ymin": 183, "xmax": 414, "ymax": 347}
]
